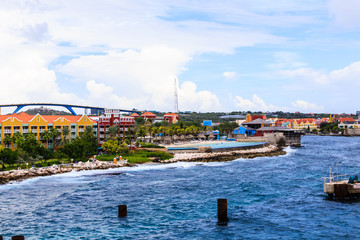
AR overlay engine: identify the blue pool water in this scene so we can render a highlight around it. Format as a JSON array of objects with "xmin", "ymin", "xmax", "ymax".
[
  {"xmin": 168, "ymin": 141, "xmax": 265, "ymax": 150},
  {"xmin": 1, "ymin": 136, "xmax": 360, "ymax": 239}
]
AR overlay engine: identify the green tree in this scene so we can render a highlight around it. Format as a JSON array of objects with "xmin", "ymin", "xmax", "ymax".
[
  {"xmin": 41, "ymin": 130, "xmax": 52, "ymax": 148},
  {"xmin": 12, "ymin": 132, "xmax": 24, "ymax": 148},
  {"xmin": 125, "ymin": 126, "xmax": 136, "ymax": 148},
  {"xmin": 3, "ymin": 135, "xmax": 12, "ymax": 148},
  {"xmin": 49, "ymin": 127, "xmax": 61, "ymax": 149},
  {"xmin": 62, "ymin": 126, "xmax": 70, "ymax": 144},
  {"xmin": 102, "ymin": 140, "xmax": 121, "ymax": 154},
  {"xmin": 62, "ymin": 126, "xmax": 97, "ymax": 159},
  {"xmin": 136, "ymin": 126, "xmax": 147, "ymax": 142},
  {"xmin": 107, "ymin": 125, "xmax": 119, "ymax": 140},
  {"xmin": 135, "ymin": 117, "xmax": 145, "ymax": 126},
  {"xmin": 0, "ymin": 148, "xmax": 18, "ymax": 169}
]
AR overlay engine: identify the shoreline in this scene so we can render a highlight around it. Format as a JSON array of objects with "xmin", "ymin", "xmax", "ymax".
[
  {"xmin": 0, "ymin": 144, "xmax": 286, "ymax": 185},
  {"xmin": 0, "ymin": 160, "xmax": 135, "ymax": 185}
]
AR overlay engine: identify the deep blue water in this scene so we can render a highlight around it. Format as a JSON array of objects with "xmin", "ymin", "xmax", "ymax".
[{"xmin": 1, "ymin": 136, "xmax": 360, "ymax": 239}]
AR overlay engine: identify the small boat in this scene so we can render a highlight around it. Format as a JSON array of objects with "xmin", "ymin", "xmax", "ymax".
[{"xmin": 322, "ymin": 166, "xmax": 360, "ymax": 199}]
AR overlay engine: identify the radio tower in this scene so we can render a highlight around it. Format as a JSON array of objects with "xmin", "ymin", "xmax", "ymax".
[{"xmin": 174, "ymin": 77, "xmax": 179, "ymax": 113}]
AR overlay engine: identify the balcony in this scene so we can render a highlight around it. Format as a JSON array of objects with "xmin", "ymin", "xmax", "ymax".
[
  {"xmin": 22, "ymin": 129, "xmax": 28, "ymax": 133},
  {"xmin": 4, "ymin": 130, "xmax": 11, "ymax": 134},
  {"xmin": 31, "ymin": 129, "xmax": 38, "ymax": 133}
]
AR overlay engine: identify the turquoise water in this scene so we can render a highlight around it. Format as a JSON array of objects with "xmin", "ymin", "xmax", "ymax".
[
  {"xmin": 168, "ymin": 141, "xmax": 265, "ymax": 150},
  {"xmin": 1, "ymin": 136, "xmax": 360, "ymax": 239},
  {"xmin": 193, "ymin": 141, "xmax": 265, "ymax": 149}
]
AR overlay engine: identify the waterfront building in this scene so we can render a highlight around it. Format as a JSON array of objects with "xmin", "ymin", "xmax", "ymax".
[
  {"xmin": 242, "ymin": 118, "xmax": 272, "ymax": 129},
  {"xmin": 140, "ymin": 111, "xmax": 157, "ymax": 120},
  {"xmin": 245, "ymin": 114, "xmax": 266, "ymax": 122},
  {"xmin": 0, "ymin": 112, "xmax": 97, "ymax": 148},
  {"xmin": 233, "ymin": 126, "xmax": 256, "ymax": 136},
  {"xmin": 97, "ymin": 109, "xmax": 179, "ymax": 144},
  {"xmin": 292, "ymin": 119, "xmax": 317, "ymax": 131},
  {"xmin": 97, "ymin": 109, "xmax": 135, "ymax": 145},
  {"xmin": 163, "ymin": 113, "xmax": 179, "ymax": 124},
  {"xmin": 266, "ymin": 118, "xmax": 278, "ymax": 127}
]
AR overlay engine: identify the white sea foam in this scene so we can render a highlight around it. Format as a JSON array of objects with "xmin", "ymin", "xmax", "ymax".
[
  {"xmin": 283, "ymin": 146, "xmax": 297, "ymax": 156},
  {"xmin": 0, "ymin": 161, "xmax": 231, "ymax": 189}
]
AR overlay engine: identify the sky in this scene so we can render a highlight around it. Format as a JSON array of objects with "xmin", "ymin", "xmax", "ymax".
[{"xmin": 0, "ymin": 0, "xmax": 360, "ymax": 114}]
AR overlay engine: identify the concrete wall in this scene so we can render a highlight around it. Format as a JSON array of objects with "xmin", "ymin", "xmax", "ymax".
[{"xmin": 344, "ymin": 128, "xmax": 360, "ymax": 136}]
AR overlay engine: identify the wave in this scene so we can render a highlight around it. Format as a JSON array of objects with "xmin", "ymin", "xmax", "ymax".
[
  {"xmin": 0, "ymin": 161, "xmax": 231, "ymax": 189},
  {"xmin": 283, "ymin": 146, "xmax": 298, "ymax": 156}
]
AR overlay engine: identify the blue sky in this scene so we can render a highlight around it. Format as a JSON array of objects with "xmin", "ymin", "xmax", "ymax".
[{"xmin": 0, "ymin": 0, "xmax": 360, "ymax": 114}]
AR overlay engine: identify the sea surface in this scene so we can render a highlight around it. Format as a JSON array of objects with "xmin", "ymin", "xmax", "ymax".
[{"xmin": 1, "ymin": 136, "xmax": 360, "ymax": 239}]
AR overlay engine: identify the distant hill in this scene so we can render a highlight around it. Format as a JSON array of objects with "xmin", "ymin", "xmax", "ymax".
[{"xmin": 24, "ymin": 107, "xmax": 71, "ymax": 115}]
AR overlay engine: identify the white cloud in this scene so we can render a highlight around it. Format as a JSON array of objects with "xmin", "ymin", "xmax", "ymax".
[
  {"xmin": 179, "ymin": 81, "xmax": 222, "ymax": 112},
  {"xmin": 291, "ymin": 100, "xmax": 324, "ymax": 112},
  {"xmin": 223, "ymin": 72, "xmax": 237, "ymax": 81},
  {"xmin": 57, "ymin": 45, "xmax": 195, "ymax": 111},
  {"xmin": 278, "ymin": 61, "xmax": 360, "ymax": 86},
  {"xmin": 328, "ymin": 0, "xmax": 360, "ymax": 30},
  {"xmin": 234, "ymin": 94, "xmax": 288, "ymax": 112},
  {"xmin": 267, "ymin": 52, "xmax": 306, "ymax": 70},
  {"xmin": 86, "ymin": 80, "xmax": 135, "ymax": 109}
]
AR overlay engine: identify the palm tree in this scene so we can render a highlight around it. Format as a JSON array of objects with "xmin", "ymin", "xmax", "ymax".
[
  {"xmin": 125, "ymin": 126, "xmax": 136, "ymax": 148},
  {"xmin": 12, "ymin": 132, "xmax": 24, "ymax": 148},
  {"xmin": 62, "ymin": 126, "xmax": 70, "ymax": 144},
  {"xmin": 41, "ymin": 130, "xmax": 52, "ymax": 148},
  {"xmin": 3, "ymin": 135, "xmax": 12, "ymax": 148},
  {"xmin": 107, "ymin": 125, "xmax": 119, "ymax": 140},
  {"xmin": 136, "ymin": 126, "xmax": 147, "ymax": 142},
  {"xmin": 50, "ymin": 127, "xmax": 61, "ymax": 148}
]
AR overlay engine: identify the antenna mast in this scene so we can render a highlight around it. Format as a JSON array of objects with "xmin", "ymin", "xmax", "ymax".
[{"xmin": 174, "ymin": 77, "xmax": 179, "ymax": 113}]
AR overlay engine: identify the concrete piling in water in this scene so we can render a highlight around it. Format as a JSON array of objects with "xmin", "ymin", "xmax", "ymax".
[
  {"xmin": 334, "ymin": 184, "xmax": 349, "ymax": 199},
  {"xmin": 12, "ymin": 236, "xmax": 25, "ymax": 240},
  {"xmin": 217, "ymin": 198, "xmax": 228, "ymax": 225},
  {"xmin": 118, "ymin": 205, "xmax": 127, "ymax": 217}
]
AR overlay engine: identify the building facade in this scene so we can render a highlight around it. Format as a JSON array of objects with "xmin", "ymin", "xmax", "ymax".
[{"xmin": 0, "ymin": 112, "xmax": 97, "ymax": 148}]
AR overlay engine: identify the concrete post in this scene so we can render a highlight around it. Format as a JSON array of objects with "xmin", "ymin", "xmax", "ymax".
[
  {"xmin": 217, "ymin": 198, "xmax": 228, "ymax": 225},
  {"xmin": 334, "ymin": 184, "xmax": 349, "ymax": 199},
  {"xmin": 12, "ymin": 236, "xmax": 25, "ymax": 240},
  {"xmin": 118, "ymin": 205, "xmax": 127, "ymax": 217}
]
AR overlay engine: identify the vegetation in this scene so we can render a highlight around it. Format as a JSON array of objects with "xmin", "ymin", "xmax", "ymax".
[
  {"xmin": 24, "ymin": 107, "xmax": 70, "ymax": 115},
  {"xmin": 95, "ymin": 150, "xmax": 173, "ymax": 164},
  {"xmin": 319, "ymin": 122, "xmax": 342, "ymax": 134}
]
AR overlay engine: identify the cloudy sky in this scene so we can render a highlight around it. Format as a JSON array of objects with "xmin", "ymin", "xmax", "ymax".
[{"xmin": 0, "ymin": 0, "xmax": 360, "ymax": 114}]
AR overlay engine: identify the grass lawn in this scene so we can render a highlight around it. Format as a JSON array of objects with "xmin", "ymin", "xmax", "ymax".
[
  {"xmin": 0, "ymin": 149, "xmax": 173, "ymax": 171},
  {"xmin": 96, "ymin": 150, "xmax": 173, "ymax": 164}
]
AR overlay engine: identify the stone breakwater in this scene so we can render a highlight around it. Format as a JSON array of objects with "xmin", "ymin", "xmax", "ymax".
[
  {"xmin": 0, "ymin": 161, "xmax": 133, "ymax": 185},
  {"xmin": 162, "ymin": 145, "xmax": 286, "ymax": 163}
]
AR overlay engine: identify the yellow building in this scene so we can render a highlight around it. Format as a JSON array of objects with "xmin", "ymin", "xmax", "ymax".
[
  {"xmin": 0, "ymin": 112, "xmax": 97, "ymax": 148},
  {"xmin": 292, "ymin": 118, "xmax": 317, "ymax": 130}
]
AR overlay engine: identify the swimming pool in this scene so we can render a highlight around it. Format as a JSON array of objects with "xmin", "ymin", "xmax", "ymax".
[{"xmin": 168, "ymin": 141, "xmax": 266, "ymax": 151}]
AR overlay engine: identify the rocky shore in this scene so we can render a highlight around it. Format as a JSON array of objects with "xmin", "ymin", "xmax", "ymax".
[
  {"xmin": 0, "ymin": 144, "xmax": 286, "ymax": 185},
  {"xmin": 161, "ymin": 144, "xmax": 286, "ymax": 163},
  {"xmin": 0, "ymin": 160, "xmax": 133, "ymax": 185}
]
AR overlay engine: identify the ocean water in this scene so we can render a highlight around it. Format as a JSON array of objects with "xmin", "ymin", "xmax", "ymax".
[{"xmin": 1, "ymin": 136, "xmax": 360, "ymax": 239}]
